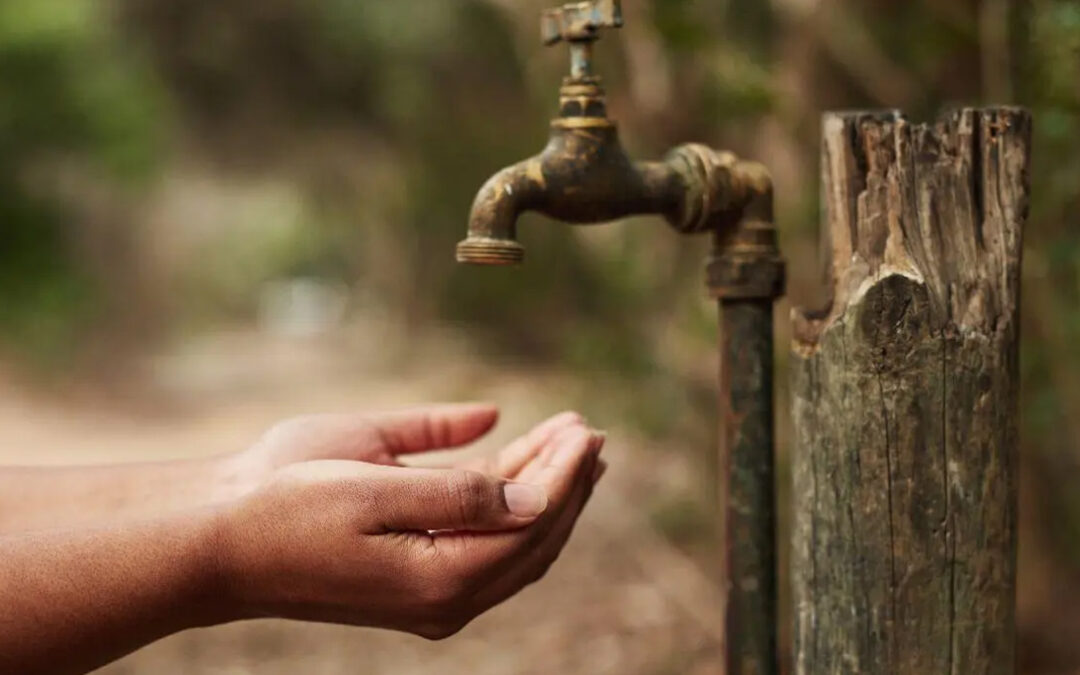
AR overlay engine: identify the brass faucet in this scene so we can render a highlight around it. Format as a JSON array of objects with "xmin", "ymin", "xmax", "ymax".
[
  {"xmin": 456, "ymin": 0, "xmax": 781, "ymax": 294},
  {"xmin": 455, "ymin": 2, "xmax": 785, "ymax": 673}
]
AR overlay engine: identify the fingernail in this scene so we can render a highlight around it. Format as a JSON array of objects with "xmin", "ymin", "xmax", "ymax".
[
  {"xmin": 590, "ymin": 431, "xmax": 607, "ymax": 451},
  {"xmin": 504, "ymin": 482, "xmax": 548, "ymax": 517}
]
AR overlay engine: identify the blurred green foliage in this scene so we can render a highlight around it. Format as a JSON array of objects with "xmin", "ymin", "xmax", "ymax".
[
  {"xmin": 0, "ymin": 0, "xmax": 164, "ymax": 363},
  {"xmin": 1019, "ymin": 0, "xmax": 1080, "ymax": 565}
]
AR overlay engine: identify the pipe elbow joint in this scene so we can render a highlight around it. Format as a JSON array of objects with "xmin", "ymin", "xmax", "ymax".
[{"xmin": 706, "ymin": 159, "xmax": 784, "ymax": 301}]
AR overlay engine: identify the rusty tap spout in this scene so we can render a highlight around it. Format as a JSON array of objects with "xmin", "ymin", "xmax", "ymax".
[
  {"xmin": 455, "ymin": 159, "xmax": 540, "ymax": 265},
  {"xmin": 456, "ymin": 74, "xmax": 766, "ymax": 264},
  {"xmin": 456, "ymin": 107, "xmax": 690, "ymax": 265}
]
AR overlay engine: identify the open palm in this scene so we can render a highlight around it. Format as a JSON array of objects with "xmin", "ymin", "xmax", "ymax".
[{"xmin": 239, "ymin": 403, "xmax": 587, "ymax": 484}]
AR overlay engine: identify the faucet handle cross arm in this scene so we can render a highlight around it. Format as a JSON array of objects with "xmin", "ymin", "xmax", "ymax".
[{"xmin": 541, "ymin": 1, "xmax": 623, "ymax": 46}]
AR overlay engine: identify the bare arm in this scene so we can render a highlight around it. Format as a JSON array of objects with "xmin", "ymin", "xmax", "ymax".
[
  {"xmin": 0, "ymin": 458, "xmax": 239, "ymax": 534},
  {"xmin": 0, "ymin": 512, "xmax": 223, "ymax": 675},
  {"xmin": 0, "ymin": 412, "xmax": 602, "ymax": 675}
]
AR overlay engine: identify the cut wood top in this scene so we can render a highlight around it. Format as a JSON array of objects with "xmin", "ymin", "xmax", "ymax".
[{"xmin": 793, "ymin": 107, "xmax": 1031, "ymax": 355}]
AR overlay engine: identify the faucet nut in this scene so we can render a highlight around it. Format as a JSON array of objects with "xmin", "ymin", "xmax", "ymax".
[{"xmin": 706, "ymin": 244, "xmax": 785, "ymax": 300}]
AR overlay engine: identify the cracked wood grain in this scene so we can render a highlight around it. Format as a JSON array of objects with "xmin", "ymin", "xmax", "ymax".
[{"xmin": 790, "ymin": 108, "xmax": 1030, "ymax": 675}]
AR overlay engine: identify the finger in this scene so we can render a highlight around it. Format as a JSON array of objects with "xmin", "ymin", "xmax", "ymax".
[
  {"xmin": 522, "ymin": 451, "xmax": 603, "ymax": 577},
  {"xmin": 372, "ymin": 403, "xmax": 499, "ymax": 456},
  {"xmin": 455, "ymin": 411, "xmax": 583, "ymax": 477},
  {"xmin": 494, "ymin": 411, "xmax": 585, "ymax": 478},
  {"xmin": 512, "ymin": 430, "xmax": 569, "ymax": 484},
  {"xmin": 531, "ymin": 425, "xmax": 598, "ymax": 500},
  {"xmin": 433, "ymin": 427, "xmax": 600, "ymax": 570},
  {"xmin": 516, "ymin": 426, "xmax": 604, "ymax": 485},
  {"xmin": 459, "ymin": 441, "xmax": 605, "ymax": 615},
  {"xmin": 504, "ymin": 430, "xmax": 604, "ymax": 556},
  {"xmin": 371, "ymin": 467, "xmax": 547, "ymax": 533}
]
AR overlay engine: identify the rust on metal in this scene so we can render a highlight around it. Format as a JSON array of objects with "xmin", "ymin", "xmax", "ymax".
[{"xmin": 719, "ymin": 299, "xmax": 778, "ymax": 675}]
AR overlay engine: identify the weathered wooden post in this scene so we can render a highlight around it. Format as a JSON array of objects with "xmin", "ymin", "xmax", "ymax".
[{"xmin": 790, "ymin": 108, "xmax": 1030, "ymax": 674}]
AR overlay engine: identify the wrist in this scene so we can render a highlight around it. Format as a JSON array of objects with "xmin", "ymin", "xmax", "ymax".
[
  {"xmin": 169, "ymin": 454, "xmax": 268, "ymax": 627},
  {"xmin": 196, "ymin": 485, "xmax": 288, "ymax": 625},
  {"xmin": 185, "ymin": 503, "xmax": 252, "ymax": 627}
]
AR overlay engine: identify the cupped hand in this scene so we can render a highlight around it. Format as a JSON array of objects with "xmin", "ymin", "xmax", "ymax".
[
  {"xmin": 231, "ymin": 403, "xmax": 584, "ymax": 485},
  {"xmin": 212, "ymin": 422, "xmax": 604, "ymax": 639}
]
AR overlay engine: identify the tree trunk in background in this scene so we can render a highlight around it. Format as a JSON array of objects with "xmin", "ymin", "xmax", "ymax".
[{"xmin": 790, "ymin": 108, "xmax": 1030, "ymax": 674}]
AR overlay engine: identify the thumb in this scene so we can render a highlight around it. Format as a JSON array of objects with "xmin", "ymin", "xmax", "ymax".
[{"xmin": 373, "ymin": 468, "xmax": 548, "ymax": 532}]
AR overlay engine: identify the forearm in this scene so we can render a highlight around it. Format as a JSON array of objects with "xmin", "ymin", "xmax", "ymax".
[
  {"xmin": 0, "ymin": 510, "xmax": 230, "ymax": 675},
  {"xmin": 0, "ymin": 457, "xmax": 250, "ymax": 534}
]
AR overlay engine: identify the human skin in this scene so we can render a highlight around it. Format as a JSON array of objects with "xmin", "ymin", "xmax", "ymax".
[
  {"xmin": 0, "ymin": 406, "xmax": 605, "ymax": 675},
  {"xmin": 0, "ymin": 403, "xmax": 577, "ymax": 533}
]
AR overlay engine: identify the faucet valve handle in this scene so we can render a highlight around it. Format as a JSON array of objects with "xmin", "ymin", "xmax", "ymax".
[{"xmin": 541, "ymin": 0, "xmax": 623, "ymax": 46}]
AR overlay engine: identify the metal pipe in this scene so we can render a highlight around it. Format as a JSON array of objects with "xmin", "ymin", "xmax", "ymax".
[
  {"xmin": 569, "ymin": 42, "xmax": 594, "ymax": 79},
  {"xmin": 708, "ymin": 165, "xmax": 784, "ymax": 673},
  {"xmin": 718, "ymin": 299, "xmax": 777, "ymax": 675}
]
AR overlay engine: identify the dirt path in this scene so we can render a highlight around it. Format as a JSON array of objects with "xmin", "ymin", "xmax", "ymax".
[{"xmin": 0, "ymin": 322, "xmax": 725, "ymax": 675}]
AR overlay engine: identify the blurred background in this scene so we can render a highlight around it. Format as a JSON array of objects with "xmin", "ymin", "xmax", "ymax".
[{"xmin": 0, "ymin": 0, "xmax": 1078, "ymax": 673}]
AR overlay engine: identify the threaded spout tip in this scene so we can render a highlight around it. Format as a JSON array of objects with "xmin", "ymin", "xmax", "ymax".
[{"xmin": 455, "ymin": 237, "xmax": 525, "ymax": 265}]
